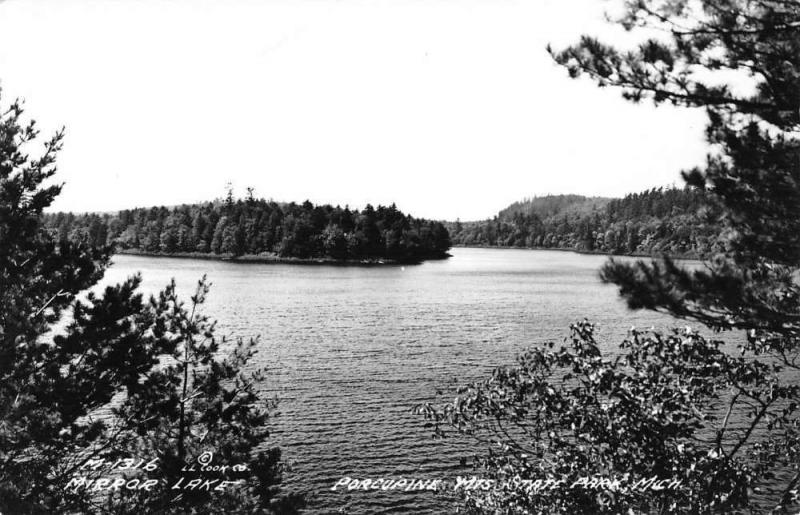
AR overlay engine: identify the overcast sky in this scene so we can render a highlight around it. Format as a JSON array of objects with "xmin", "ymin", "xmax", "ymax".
[{"xmin": 0, "ymin": 0, "xmax": 709, "ymax": 221}]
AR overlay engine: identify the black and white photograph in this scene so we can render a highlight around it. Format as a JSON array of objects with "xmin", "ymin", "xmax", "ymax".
[{"xmin": 0, "ymin": 0, "xmax": 799, "ymax": 513}]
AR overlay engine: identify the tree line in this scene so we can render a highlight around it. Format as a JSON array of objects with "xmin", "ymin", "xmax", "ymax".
[
  {"xmin": 448, "ymin": 187, "xmax": 715, "ymax": 256},
  {"xmin": 44, "ymin": 195, "xmax": 452, "ymax": 263}
]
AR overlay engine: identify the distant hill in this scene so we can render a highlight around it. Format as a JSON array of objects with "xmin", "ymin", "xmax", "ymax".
[
  {"xmin": 448, "ymin": 187, "xmax": 718, "ymax": 257},
  {"xmin": 498, "ymin": 195, "xmax": 613, "ymax": 220}
]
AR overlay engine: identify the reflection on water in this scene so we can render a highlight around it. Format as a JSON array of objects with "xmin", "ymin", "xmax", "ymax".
[{"xmin": 98, "ymin": 248, "xmax": 697, "ymax": 514}]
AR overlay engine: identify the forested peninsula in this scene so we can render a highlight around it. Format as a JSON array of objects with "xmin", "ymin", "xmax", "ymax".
[
  {"xmin": 44, "ymin": 195, "xmax": 452, "ymax": 264},
  {"xmin": 448, "ymin": 187, "xmax": 716, "ymax": 258}
]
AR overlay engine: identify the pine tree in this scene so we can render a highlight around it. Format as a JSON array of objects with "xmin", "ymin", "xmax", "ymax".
[
  {"xmin": 210, "ymin": 216, "xmax": 228, "ymax": 254},
  {"xmin": 421, "ymin": 2, "xmax": 800, "ymax": 513},
  {"xmin": 0, "ymin": 93, "xmax": 302, "ymax": 513},
  {"xmin": 550, "ymin": 1, "xmax": 800, "ymax": 341}
]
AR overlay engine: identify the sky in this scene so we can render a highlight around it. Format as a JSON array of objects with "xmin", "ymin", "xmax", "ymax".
[{"xmin": 0, "ymin": 0, "xmax": 710, "ymax": 221}]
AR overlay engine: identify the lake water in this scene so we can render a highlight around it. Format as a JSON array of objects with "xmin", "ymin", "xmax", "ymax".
[{"xmin": 99, "ymin": 247, "xmax": 695, "ymax": 514}]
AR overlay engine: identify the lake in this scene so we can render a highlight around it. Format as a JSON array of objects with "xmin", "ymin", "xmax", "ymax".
[{"xmin": 98, "ymin": 247, "xmax": 693, "ymax": 514}]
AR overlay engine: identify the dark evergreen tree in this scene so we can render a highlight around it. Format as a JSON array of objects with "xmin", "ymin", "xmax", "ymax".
[
  {"xmin": 550, "ymin": 0, "xmax": 800, "ymax": 342},
  {"xmin": 421, "ymin": 2, "xmax": 800, "ymax": 513},
  {"xmin": 0, "ymin": 94, "xmax": 302, "ymax": 513}
]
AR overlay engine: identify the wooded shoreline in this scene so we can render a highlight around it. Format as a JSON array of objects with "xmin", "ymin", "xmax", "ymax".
[
  {"xmin": 116, "ymin": 248, "xmax": 451, "ymax": 266},
  {"xmin": 451, "ymin": 244, "xmax": 702, "ymax": 261},
  {"xmin": 115, "ymin": 246, "xmax": 699, "ymax": 266}
]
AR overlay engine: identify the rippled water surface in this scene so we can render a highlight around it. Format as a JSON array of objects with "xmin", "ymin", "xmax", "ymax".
[{"xmin": 100, "ymin": 248, "xmax": 693, "ymax": 514}]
